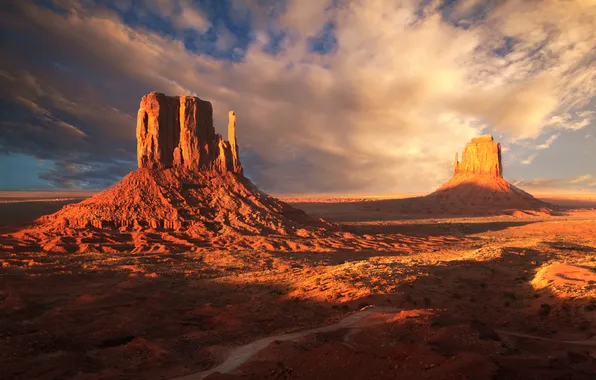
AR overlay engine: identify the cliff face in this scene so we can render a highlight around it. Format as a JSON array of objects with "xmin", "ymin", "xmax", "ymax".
[
  {"xmin": 136, "ymin": 92, "xmax": 242, "ymax": 173},
  {"xmin": 453, "ymin": 135, "xmax": 502, "ymax": 178},
  {"xmin": 227, "ymin": 111, "xmax": 241, "ymax": 173}
]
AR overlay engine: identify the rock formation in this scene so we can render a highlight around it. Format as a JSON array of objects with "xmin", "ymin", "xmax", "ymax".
[
  {"xmin": 5, "ymin": 92, "xmax": 332, "ymax": 253},
  {"xmin": 453, "ymin": 135, "xmax": 502, "ymax": 178},
  {"xmin": 426, "ymin": 135, "xmax": 551, "ymax": 214},
  {"xmin": 136, "ymin": 92, "xmax": 241, "ymax": 173},
  {"xmin": 227, "ymin": 111, "xmax": 242, "ymax": 173}
]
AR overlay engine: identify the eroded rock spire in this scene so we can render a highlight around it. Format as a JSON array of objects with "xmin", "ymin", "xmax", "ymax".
[{"xmin": 228, "ymin": 111, "xmax": 242, "ymax": 173}]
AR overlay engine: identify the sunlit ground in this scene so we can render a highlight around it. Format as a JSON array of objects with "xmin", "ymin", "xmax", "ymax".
[{"xmin": 1, "ymin": 195, "xmax": 596, "ymax": 379}]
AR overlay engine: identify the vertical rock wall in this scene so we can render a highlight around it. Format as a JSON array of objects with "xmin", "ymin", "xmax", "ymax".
[
  {"xmin": 136, "ymin": 92, "xmax": 241, "ymax": 173},
  {"xmin": 453, "ymin": 135, "xmax": 502, "ymax": 178},
  {"xmin": 227, "ymin": 111, "xmax": 242, "ymax": 173}
]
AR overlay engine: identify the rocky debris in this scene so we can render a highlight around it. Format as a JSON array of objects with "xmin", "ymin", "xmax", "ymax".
[
  {"xmin": 31, "ymin": 168, "xmax": 327, "ymax": 237},
  {"xmin": 136, "ymin": 92, "xmax": 241, "ymax": 173},
  {"xmin": 453, "ymin": 135, "xmax": 502, "ymax": 178}
]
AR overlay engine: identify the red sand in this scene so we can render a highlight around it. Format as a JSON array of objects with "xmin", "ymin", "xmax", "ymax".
[{"xmin": 2, "ymin": 200, "xmax": 596, "ymax": 379}]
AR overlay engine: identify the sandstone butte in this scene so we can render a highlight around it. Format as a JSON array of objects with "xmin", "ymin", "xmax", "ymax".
[
  {"xmin": 11, "ymin": 92, "xmax": 330, "ymax": 249},
  {"xmin": 453, "ymin": 135, "xmax": 502, "ymax": 178},
  {"xmin": 427, "ymin": 135, "xmax": 551, "ymax": 211},
  {"xmin": 136, "ymin": 92, "xmax": 242, "ymax": 173}
]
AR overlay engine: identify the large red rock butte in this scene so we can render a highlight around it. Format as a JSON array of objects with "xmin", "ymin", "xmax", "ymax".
[
  {"xmin": 427, "ymin": 135, "xmax": 550, "ymax": 213},
  {"xmin": 137, "ymin": 92, "xmax": 242, "ymax": 173},
  {"xmin": 453, "ymin": 135, "xmax": 502, "ymax": 178},
  {"xmin": 4, "ymin": 92, "xmax": 334, "ymax": 253}
]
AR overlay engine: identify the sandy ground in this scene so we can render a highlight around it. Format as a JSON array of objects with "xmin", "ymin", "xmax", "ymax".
[{"xmin": 1, "ymin": 196, "xmax": 596, "ymax": 379}]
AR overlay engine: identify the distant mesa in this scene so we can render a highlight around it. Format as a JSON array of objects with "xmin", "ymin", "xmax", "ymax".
[
  {"xmin": 426, "ymin": 135, "xmax": 551, "ymax": 213},
  {"xmin": 6, "ymin": 92, "xmax": 331, "ymax": 253}
]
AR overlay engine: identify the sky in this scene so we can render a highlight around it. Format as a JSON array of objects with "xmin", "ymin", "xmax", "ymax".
[{"xmin": 0, "ymin": 0, "xmax": 595, "ymax": 194}]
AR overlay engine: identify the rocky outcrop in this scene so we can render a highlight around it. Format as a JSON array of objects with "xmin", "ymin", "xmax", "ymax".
[
  {"xmin": 228, "ymin": 111, "xmax": 242, "ymax": 173},
  {"xmin": 136, "ymin": 92, "xmax": 241, "ymax": 173},
  {"xmin": 453, "ymin": 135, "xmax": 502, "ymax": 178},
  {"xmin": 425, "ymin": 135, "xmax": 551, "ymax": 214}
]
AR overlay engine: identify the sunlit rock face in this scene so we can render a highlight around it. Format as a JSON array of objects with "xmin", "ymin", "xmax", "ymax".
[
  {"xmin": 453, "ymin": 135, "xmax": 502, "ymax": 178},
  {"xmin": 426, "ymin": 135, "xmax": 550, "ymax": 212},
  {"xmin": 227, "ymin": 111, "xmax": 241, "ymax": 174},
  {"xmin": 136, "ymin": 92, "xmax": 242, "ymax": 173}
]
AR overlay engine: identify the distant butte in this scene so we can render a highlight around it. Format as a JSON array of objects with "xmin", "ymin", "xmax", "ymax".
[
  {"xmin": 426, "ymin": 135, "xmax": 551, "ymax": 213},
  {"xmin": 453, "ymin": 135, "xmax": 502, "ymax": 178}
]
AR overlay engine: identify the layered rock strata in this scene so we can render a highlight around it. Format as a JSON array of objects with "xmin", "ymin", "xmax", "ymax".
[
  {"xmin": 453, "ymin": 135, "xmax": 502, "ymax": 178},
  {"xmin": 136, "ymin": 92, "xmax": 242, "ymax": 173}
]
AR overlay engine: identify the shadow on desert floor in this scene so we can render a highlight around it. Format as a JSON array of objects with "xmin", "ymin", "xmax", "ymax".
[
  {"xmin": 342, "ymin": 220, "xmax": 539, "ymax": 237},
  {"xmin": 204, "ymin": 247, "xmax": 596, "ymax": 379},
  {"xmin": 3, "ymin": 240, "xmax": 595, "ymax": 379},
  {"xmin": 543, "ymin": 241, "xmax": 596, "ymax": 254},
  {"xmin": 0, "ymin": 255, "xmax": 344, "ymax": 379},
  {"xmin": 2, "ymin": 192, "xmax": 596, "ymax": 378},
  {"xmin": 288, "ymin": 187, "xmax": 596, "ymax": 223}
]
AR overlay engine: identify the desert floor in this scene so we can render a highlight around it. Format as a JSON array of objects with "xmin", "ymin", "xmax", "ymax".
[{"xmin": 1, "ymin": 195, "xmax": 596, "ymax": 379}]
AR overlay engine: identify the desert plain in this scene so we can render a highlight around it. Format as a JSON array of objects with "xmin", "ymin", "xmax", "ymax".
[
  {"xmin": 2, "ymin": 0, "xmax": 596, "ymax": 378},
  {"xmin": 2, "ymin": 190, "xmax": 596, "ymax": 379},
  {"xmin": 1, "ymin": 94, "xmax": 596, "ymax": 380}
]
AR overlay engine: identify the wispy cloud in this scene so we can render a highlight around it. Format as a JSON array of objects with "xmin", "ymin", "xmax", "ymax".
[
  {"xmin": 514, "ymin": 175, "xmax": 596, "ymax": 191},
  {"xmin": 536, "ymin": 134, "xmax": 559, "ymax": 150},
  {"xmin": 521, "ymin": 154, "xmax": 537, "ymax": 165},
  {"xmin": 570, "ymin": 174, "xmax": 593, "ymax": 184}
]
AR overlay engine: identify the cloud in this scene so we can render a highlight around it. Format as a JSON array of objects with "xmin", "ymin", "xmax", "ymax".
[
  {"xmin": 570, "ymin": 174, "xmax": 593, "ymax": 184},
  {"xmin": 450, "ymin": 76, "xmax": 559, "ymax": 139},
  {"xmin": 512, "ymin": 178, "xmax": 561, "ymax": 189},
  {"xmin": 513, "ymin": 174, "xmax": 596, "ymax": 192},
  {"xmin": 38, "ymin": 159, "xmax": 134, "ymax": 189},
  {"xmin": 127, "ymin": 0, "xmax": 210, "ymax": 32},
  {"xmin": 536, "ymin": 134, "xmax": 559, "ymax": 150},
  {"xmin": 175, "ymin": 0, "xmax": 210, "ymax": 32},
  {"xmin": 215, "ymin": 25, "xmax": 238, "ymax": 51},
  {"xmin": 521, "ymin": 154, "xmax": 537, "ymax": 165},
  {"xmin": 0, "ymin": 0, "xmax": 595, "ymax": 192},
  {"xmin": 547, "ymin": 110, "xmax": 596, "ymax": 131},
  {"xmin": 445, "ymin": 0, "xmax": 596, "ymax": 140}
]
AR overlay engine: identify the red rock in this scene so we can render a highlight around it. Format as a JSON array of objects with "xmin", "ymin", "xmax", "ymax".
[
  {"xmin": 426, "ymin": 135, "xmax": 551, "ymax": 213},
  {"xmin": 228, "ymin": 111, "xmax": 242, "ymax": 173},
  {"xmin": 136, "ymin": 92, "xmax": 241, "ymax": 173},
  {"xmin": 136, "ymin": 92, "xmax": 179, "ymax": 170},
  {"xmin": 453, "ymin": 135, "xmax": 502, "ymax": 178},
  {"xmin": 5, "ymin": 92, "xmax": 332, "ymax": 253}
]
